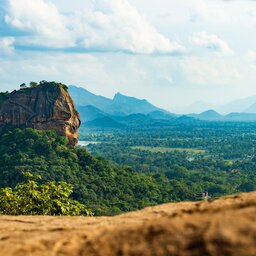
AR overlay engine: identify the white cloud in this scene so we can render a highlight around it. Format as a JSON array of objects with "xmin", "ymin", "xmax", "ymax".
[
  {"xmin": 180, "ymin": 56, "xmax": 240, "ymax": 85},
  {"xmin": 247, "ymin": 50, "xmax": 256, "ymax": 70},
  {"xmin": 188, "ymin": 0, "xmax": 226, "ymax": 23},
  {"xmin": 3, "ymin": 0, "xmax": 185, "ymax": 55},
  {"xmin": 4, "ymin": 0, "xmax": 74, "ymax": 48},
  {"xmin": 5, "ymin": 0, "xmax": 63, "ymax": 35},
  {"xmin": 247, "ymin": 50, "xmax": 256, "ymax": 59},
  {"xmin": 190, "ymin": 32, "xmax": 233, "ymax": 55},
  {"xmin": 248, "ymin": 8, "xmax": 256, "ymax": 17},
  {"xmin": 0, "ymin": 37, "xmax": 15, "ymax": 56}
]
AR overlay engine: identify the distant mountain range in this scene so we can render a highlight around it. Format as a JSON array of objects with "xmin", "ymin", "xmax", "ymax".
[
  {"xmin": 216, "ymin": 96, "xmax": 256, "ymax": 114},
  {"xmin": 69, "ymin": 85, "xmax": 256, "ymax": 129},
  {"xmin": 69, "ymin": 86, "xmax": 165, "ymax": 116},
  {"xmin": 189, "ymin": 110, "xmax": 256, "ymax": 121},
  {"xmin": 185, "ymin": 95, "xmax": 256, "ymax": 114},
  {"xmin": 69, "ymin": 85, "xmax": 180, "ymax": 128}
]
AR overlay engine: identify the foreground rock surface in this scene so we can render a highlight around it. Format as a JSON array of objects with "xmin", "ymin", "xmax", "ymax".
[
  {"xmin": 0, "ymin": 192, "xmax": 255, "ymax": 256},
  {"xmin": 0, "ymin": 82, "xmax": 80, "ymax": 146}
]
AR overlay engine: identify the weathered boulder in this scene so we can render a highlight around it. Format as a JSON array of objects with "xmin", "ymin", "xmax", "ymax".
[{"xmin": 0, "ymin": 82, "xmax": 80, "ymax": 146}]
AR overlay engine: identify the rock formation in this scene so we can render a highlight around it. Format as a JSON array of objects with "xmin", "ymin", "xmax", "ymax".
[
  {"xmin": 0, "ymin": 191, "xmax": 255, "ymax": 256},
  {"xmin": 0, "ymin": 82, "xmax": 80, "ymax": 146}
]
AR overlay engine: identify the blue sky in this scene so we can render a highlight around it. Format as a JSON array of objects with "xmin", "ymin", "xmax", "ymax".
[{"xmin": 0, "ymin": 0, "xmax": 256, "ymax": 113}]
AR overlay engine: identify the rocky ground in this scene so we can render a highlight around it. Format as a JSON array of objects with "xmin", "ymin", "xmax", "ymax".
[{"xmin": 0, "ymin": 192, "xmax": 255, "ymax": 256}]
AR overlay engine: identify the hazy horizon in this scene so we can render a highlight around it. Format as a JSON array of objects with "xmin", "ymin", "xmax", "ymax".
[{"xmin": 1, "ymin": 0, "xmax": 256, "ymax": 113}]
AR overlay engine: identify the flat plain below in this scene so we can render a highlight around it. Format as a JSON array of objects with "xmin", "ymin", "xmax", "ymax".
[{"xmin": 131, "ymin": 146, "xmax": 206, "ymax": 153}]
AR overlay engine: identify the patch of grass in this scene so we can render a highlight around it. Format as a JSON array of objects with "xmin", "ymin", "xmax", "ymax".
[{"xmin": 131, "ymin": 146, "xmax": 206, "ymax": 154}]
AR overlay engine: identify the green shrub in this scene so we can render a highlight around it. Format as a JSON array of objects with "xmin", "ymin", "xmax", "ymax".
[{"xmin": 0, "ymin": 172, "xmax": 93, "ymax": 216}]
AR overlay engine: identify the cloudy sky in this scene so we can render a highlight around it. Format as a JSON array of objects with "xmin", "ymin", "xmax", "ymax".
[{"xmin": 0, "ymin": 0, "xmax": 256, "ymax": 112}]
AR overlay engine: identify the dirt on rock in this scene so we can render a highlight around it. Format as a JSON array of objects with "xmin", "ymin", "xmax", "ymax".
[{"xmin": 0, "ymin": 192, "xmax": 255, "ymax": 256}]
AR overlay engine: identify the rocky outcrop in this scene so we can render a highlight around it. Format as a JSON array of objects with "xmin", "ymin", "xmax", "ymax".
[
  {"xmin": 0, "ymin": 82, "xmax": 80, "ymax": 146},
  {"xmin": 0, "ymin": 192, "xmax": 255, "ymax": 256}
]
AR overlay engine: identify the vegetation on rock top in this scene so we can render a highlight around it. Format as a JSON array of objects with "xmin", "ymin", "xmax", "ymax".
[{"xmin": 18, "ymin": 80, "xmax": 69, "ymax": 93}]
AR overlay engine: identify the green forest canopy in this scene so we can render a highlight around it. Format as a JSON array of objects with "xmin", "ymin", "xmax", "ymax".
[{"xmin": 0, "ymin": 127, "xmax": 255, "ymax": 216}]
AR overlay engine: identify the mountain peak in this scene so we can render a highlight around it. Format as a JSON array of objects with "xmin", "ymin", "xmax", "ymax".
[
  {"xmin": 113, "ymin": 92, "xmax": 125, "ymax": 100},
  {"xmin": 114, "ymin": 92, "xmax": 142, "ymax": 99},
  {"xmin": 198, "ymin": 109, "xmax": 223, "ymax": 120},
  {"xmin": 200, "ymin": 109, "xmax": 221, "ymax": 116},
  {"xmin": 114, "ymin": 92, "xmax": 122, "ymax": 97},
  {"xmin": 113, "ymin": 92, "xmax": 148, "ymax": 104}
]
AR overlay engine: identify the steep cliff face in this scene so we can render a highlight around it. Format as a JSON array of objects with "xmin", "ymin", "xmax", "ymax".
[{"xmin": 0, "ymin": 82, "xmax": 80, "ymax": 146}]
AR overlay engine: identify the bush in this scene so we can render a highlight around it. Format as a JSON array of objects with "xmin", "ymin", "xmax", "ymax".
[{"xmin": 0, "ymin": 172, "xmax": 93, "ymax": 216}]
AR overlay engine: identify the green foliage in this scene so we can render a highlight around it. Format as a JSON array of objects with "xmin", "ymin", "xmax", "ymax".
[
  {"xmin": 0, "ymin": 172, "xmax": 92, "ymax": 216},
  {"xmin": 0, "ymin": 92, "xmax": 10, "ymax": 108},
  {"xmin": 83, "ymin": 122, "xmax": 256, "ymax": 199},
  {"xmin": 1, "ymin": 121, "xmax": 255, "ymax": 216},
  {"xmin": 2, "ymin": 80, "xmax": 70, "ymax": 96},
  {"xmin": 0, "ymin": 128, "xmax": 168, "ymax": 215},
  {"xmin": 0, "ymin": 91, "xmax": 9, "ymax": 100},
  {"xmin": 38, "ymin": 80, "xmax": 68, "ymax": 92},
  {"xmin": 20, "ymin": 83, "xmax": 26, "ymax": 88},
  {"xmin": 0, "ymin": 92, "xmax": 9, "ymax": 108},
  {"xmin": 29, "ymin": 81, "xmax": 38, "ymax": 88}
]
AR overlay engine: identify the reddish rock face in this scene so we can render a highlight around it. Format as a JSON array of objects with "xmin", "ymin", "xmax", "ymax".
[{"xmin": 0, "ymin": 83, "xmax": 81, "ymax": 146}]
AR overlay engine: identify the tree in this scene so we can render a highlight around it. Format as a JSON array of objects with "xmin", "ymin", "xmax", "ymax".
[
  {"xmin": 29, "ymin": 81, "xmax": 38, "ymax": 88},
  {"xmin": 20, "ymin": 83, "xmax": 26, "ymax": 89}
]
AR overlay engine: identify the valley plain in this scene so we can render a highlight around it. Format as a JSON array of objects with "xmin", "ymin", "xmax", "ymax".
[{"xmin": 81, "ymin": 121, "xmax": 256, "ymax": 201}]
